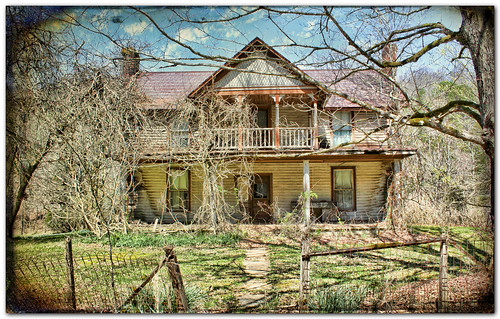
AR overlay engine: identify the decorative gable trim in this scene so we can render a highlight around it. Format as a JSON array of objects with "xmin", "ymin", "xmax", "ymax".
[{"xmin": 188, "ymin": 37, "xmax": 326, "ymax": 98}]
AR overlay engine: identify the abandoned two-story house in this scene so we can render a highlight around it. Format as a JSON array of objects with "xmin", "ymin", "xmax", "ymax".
[{"xmin": 127, "ymin": 37, "xmax": 415, "ymax": 225}]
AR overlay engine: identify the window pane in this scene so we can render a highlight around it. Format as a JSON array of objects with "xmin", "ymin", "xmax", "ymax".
[
  {"xmin": 172, "ymin": 120, "xmax": 189, "ymax": 131},
  {"xmin": 332, "ymin": 112, "xmax": 351, "ymax": 146},
  {"xmin": 335, "ymin": 190, "xmax": 354, "ymax": 210},
  {"xmin": 332, "ymin": 112, "xmax": 351, "ymax": 131},
  {"xmin": 334, "ymin": 170, "xmax": 353, "ymax": 189},
  {"xmin": 170, "ymin": 191, "xmax": 188, "ymax": 209},
  {"xmin": 168, "ymin": 170, "xmax": 189, "ymax": 210},
  {"xmin": 333, "ymin": 130, "xmax": 351, "ymax": 146},
  {"xmin": 169, "ymin": 171, "xmax": 188, "ymax": 190},
  {"xmin": 170, "ymin": 190, "xmax": 179, "ymax": 207},
  {"xmin": 254, "ymin": 182, "xmax": 268, "ymax": 199},
  {"xmin": 333, "ymin": 169, "xmax": 354, "ymax": 211}
]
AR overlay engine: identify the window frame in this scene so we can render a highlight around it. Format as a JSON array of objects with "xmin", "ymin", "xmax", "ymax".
[
  {"xmin": 166, "ymin": 169, "xmax": 191, "ymax": 211},
  {"xmin": 331, "ymin": 166, "xmax": 356, "ymax": 211}
]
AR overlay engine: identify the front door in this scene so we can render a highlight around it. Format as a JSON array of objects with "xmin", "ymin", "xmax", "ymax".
[{"xmin": 251, "ymin": 174, "xmax": 272, "ymax": 223}]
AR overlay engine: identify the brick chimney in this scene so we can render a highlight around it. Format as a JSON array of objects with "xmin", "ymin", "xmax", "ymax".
[
  {"xmin": 121, "ymin": 47, "xmax": 140, "ymax": 79},
  {"xmin": 381, "ymin": 43, "xmax": 397, "ymax": 77}
]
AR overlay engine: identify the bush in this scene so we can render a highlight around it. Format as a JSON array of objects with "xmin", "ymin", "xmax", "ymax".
[{"xmin": 308, "ymin": 284, "xmax": 368, "ymax": 313}]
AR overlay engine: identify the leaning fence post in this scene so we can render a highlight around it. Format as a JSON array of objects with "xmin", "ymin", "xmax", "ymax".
[
  {"xmin": 438, "ymin": 235, "xmax": 449, "ymax": 312},
  {"xmin": 164, "ymin": 246, "xmax": 188, "ymax": 313},
  {"xmin": 65, "ymin": 237, "xmax": 76, "ymax": 311}
]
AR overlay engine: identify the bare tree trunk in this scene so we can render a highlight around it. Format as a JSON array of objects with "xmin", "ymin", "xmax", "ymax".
[
  {"xmin": 6, "ymin": 136, "xmax": 52, "ymax": 238},
  {"xmin": 458, "ymin": 6, "xmax": 495, "ymax": 307},
  {"xmin": 458, "ymin": 6, "xmax": 495, "ymax": 229}
]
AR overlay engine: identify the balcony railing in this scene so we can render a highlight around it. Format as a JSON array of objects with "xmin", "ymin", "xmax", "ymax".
[
  {"xmin": 134, "ymin": 127, "xmax": 315, "ymax": 153},
  {"xmin": 280, "ymin": 127, "xmax": 313, "ymax": 149}
]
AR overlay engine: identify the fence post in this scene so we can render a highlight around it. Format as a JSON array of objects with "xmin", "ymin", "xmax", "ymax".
[
  {"xmin": 438, "ymin": 235, "xmax": 449, "ymax": 312},
  {"xmin": 299, "ymin": 160, "xmax": 311, "ymax": 312},
  {"xmin": 65, "ymin": 237, "xmax": 76, "ymax": 311},
  {"xmin": 299, "ymin": 237, "xmax": 311, "ymax": 312},
  {"xmin": 164, "ymin": 246, "xmax": 188, "ymax": 313}
]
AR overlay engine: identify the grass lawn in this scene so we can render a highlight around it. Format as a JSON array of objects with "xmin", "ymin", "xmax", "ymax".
[{"xmin": 6, "ymin": 224, "xmax": 494, "ymax": 313}]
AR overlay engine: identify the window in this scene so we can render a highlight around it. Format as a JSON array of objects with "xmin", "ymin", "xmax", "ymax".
[
  {"xmin": 332, "ymin": 112, "xmax": 352, "ymax": 146},
  {"xmin": 332, "ymin": 168, "xmax": 355, "ymax": 211},
  {"xmin": 167, "ymin": 170, "xmax": 189, "ymax": 210},
  {"xmin": 170, "ymin": 120, "xmax": 190, "ymax": 148}
]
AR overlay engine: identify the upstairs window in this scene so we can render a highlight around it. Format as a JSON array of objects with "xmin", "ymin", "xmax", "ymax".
[
  {"xmin": 167, "ymin": 170, "xmax": 190, "ymax": 210},
  {"xmin": 170, "ymin": 120, "xmax": 190, "ymax": 148},
  {"xmin": 332, "ymin": 112, "xmax": 352, "ymax": 146}
]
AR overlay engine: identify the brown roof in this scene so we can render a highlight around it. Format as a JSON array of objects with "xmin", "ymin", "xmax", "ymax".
[
  {"xmin": 305, "ymin": 69, "xmax": 393, "ymax": 109},
  {"xmin": 137, "ymin": 68, "xmax": 393, "ymax": 110},
  {"xmin": 136, "ymin": 71, "xmax": 211, "ymax": 107}
]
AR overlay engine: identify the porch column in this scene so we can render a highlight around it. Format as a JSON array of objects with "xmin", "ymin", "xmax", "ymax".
[
  {"xmin": 307, "ymin": 94, "xmax": 319, "ymax": 150},
  {"xmin": 271, "ymin": 94, "xmax": 282, "ymax": 150},
  {"xmin": 237, "ymin": 95, "xmax": 246, "ymax": 104},
  {"xmin": 237, "ymin": 95, "xmax": 246, "ymax": 151},
  {"xmin": 311, "ymin": 95, "xmax": 319, "ymax": 150}
]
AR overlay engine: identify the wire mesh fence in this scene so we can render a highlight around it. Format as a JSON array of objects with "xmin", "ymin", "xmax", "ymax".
[
  {"xmin": 7, "ymin": 242, "xmax": 172, "ymax": 313},
  {"xmin": 306, "ymin": 238, "xmax": 493, "ymax": 313}
]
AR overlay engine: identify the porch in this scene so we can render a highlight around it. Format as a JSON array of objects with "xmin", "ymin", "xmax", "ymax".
[{"xmin": 136, "ymin": 126, "xmax": 320, "ymax": 153}]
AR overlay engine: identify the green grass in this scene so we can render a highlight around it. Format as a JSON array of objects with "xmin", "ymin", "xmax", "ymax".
[
  {"xmin": 8, "ymin": 230, "xmax": 246, "ymax": 313},
  {"xmin": 7, "ymin": 225, "xmax": 494, "ymax": 313}
]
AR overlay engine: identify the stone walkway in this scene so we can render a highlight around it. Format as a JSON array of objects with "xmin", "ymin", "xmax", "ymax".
[{"xmin": 237, "ymin": 245, "xmax": 271, "ymax": 309}]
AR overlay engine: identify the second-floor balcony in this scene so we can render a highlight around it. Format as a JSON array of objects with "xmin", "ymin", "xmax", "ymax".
[{"xmin": 134, "ymin": 127, "xmax": 318, "ymax": 153}]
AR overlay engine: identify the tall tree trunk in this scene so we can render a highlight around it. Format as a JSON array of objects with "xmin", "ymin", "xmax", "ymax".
[
  {"xmin": 458, "ymin": 6, "xmax": 494, "ymax": 306},
  {"xmin": 458, "ymin": 6, "xmax": 495, "ymax": 230}
]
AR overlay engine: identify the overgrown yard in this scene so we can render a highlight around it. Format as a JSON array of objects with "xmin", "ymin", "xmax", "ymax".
[{"xmin": 6, "ymin": 224, "xmax": 494, "ymax": 313}]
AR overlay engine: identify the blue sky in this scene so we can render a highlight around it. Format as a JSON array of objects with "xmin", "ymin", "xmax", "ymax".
[{"xmin": 42, "ymin": 6, "xmax": 463, "ymax": 73}]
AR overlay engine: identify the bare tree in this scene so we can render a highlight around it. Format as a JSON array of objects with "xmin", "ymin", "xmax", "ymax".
[
  {"xmin": 134, "ymin": 93, "xmax": 257, "ymax": 233},
  {"xmin": 6, "ymin": 7, "xmax": 149, "ymax": 237}
]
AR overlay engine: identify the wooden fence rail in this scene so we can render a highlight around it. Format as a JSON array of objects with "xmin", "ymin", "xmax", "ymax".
[{"xmin": 299, "ymin": 235, "xmax": 449, "ymax": 313}]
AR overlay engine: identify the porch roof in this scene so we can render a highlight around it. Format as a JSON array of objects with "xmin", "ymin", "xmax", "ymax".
[{"xmin": 136, "ymin": 147, "xmax": 417, "ymax": 163}]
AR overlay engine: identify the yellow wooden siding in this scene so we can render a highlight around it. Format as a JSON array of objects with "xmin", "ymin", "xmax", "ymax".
[
  {"xmin": 352, "ymin": 111, "xmax": 389, "ymax": 146},
  {"xmin": 274, "ymin": 105, "xmax": 311, "ymax": 127},
  {"xmin": 133, "ymin": 164, "xmax": 195, "ymax": 224},
  {"xmin": 132, "ymin": 161, "xmax": 390, "ymax": 223},
  {"xmin": 251, "ymin": 161, "xmax": 389, "ymax": 221}
]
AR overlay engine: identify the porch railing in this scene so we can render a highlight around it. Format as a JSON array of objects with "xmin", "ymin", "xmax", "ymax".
[
  {"xmin": 133, "ymin": 127, "xmax": 315, "ymax": 152},
  {"xmin": 242, "ymin": 128, "xmax": 275, "ymax": 149},
  {"xmin": 280, "ymin": 127, "xmax": 313, "ymax": 149}
]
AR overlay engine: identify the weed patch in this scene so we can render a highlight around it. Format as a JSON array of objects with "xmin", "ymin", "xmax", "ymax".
[{"xmin": 309, "ymin": 284, "xmax": 368, "ymax": 313}]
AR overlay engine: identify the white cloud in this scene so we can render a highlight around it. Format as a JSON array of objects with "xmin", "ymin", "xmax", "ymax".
[
  {"xmin": 225, "ymin": 28, "xmax": 240, "ymax": 39},
  {"xmin": 244, "ymin": 9, "xmax": 266, "ymax": 24},
  {"xmin": 163, "ymin": 43, "xmax": 181, "ymax": 58},
  {"xmin": 123, "ymin": 21, "xmax": 149, "ymax": 35},
  {"xmin": 179, "ymin": 27, "xmax": 207, "ymax": 42}
]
